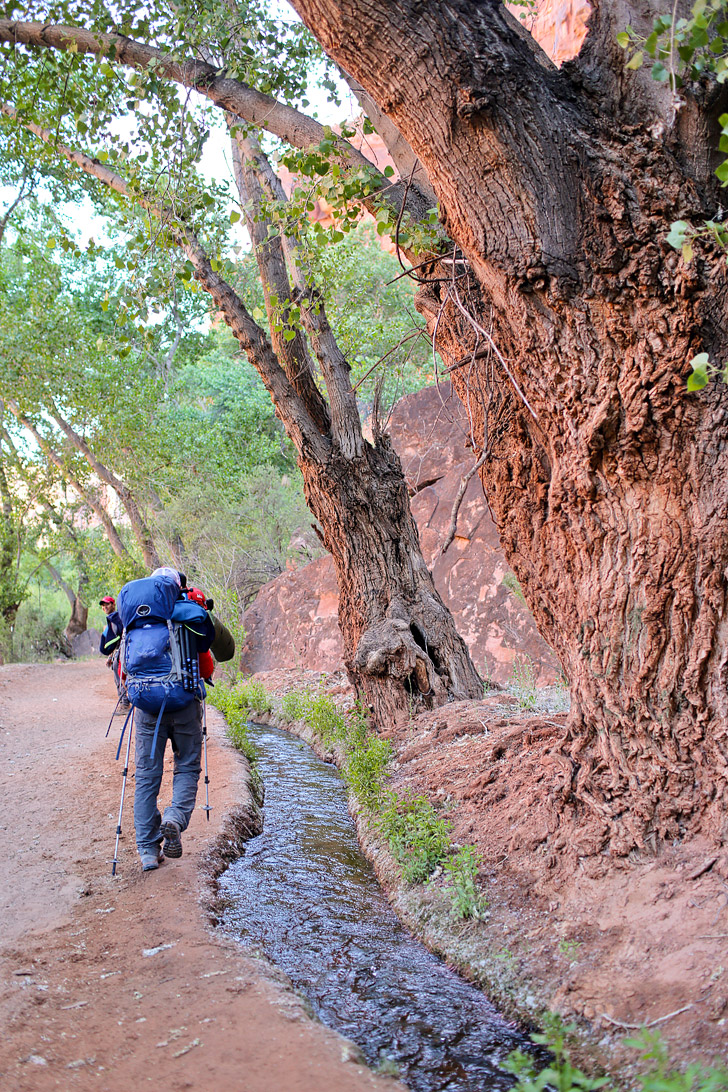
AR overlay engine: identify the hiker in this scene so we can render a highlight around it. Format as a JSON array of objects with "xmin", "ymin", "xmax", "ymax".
[
  {"xmin": 99, "ymin": 596, "xmax": 129, "ymax": 708},
  {"xmin": 186, "ymin": 587, "xmax": 216, "ymax": 682},
  {"xmin": 117, "ymin": 566, "xmax": 234, "ymax": 872}
]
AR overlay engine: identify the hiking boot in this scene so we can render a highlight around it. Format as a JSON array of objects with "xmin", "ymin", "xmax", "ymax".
[
  {"xmin": 161, "ymin": 820, "xmax": 183, "ymax": 859},
  {"xmin": 120, "ymin": 698, "xmax": 131, "ymax": 709},
  {"xmin": 140, "ymin": 845, "xmax": 164, "ymax": 871}
]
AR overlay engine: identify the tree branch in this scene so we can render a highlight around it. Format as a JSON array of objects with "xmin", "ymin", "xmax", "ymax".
[
  {"xmin": 2, "ymin": 102, "xmax": 331, "ymax": 465},
  {"xmin": 234, "ymin": 131, "xmax": 365, "ymax": 458},
  {"xmin": 0, "ymin": 21, "xmax": 378, "ymax": 171},
  {"xmin": 0, "ymin": 19, "xmax": 435, "ymax": 233},
  {"xmin": 4, "ymin": 400, "xmax": 131, "ymax": 560},
  {"xmin": 48, "ymin": 404, "xmax": 161, "ymax": 570},
  {"xmin": 0, "ymin": 165, "xmax": 34, "ymax": 245},
  {"xmin": 229, "ymin": 133, "xmax": 332, "ymax": 435}
]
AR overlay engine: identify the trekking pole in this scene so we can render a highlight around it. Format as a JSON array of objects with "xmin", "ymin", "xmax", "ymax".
[
  {"xmin": 202, "ymin": 698, "xmax": 211, "ymax": 821},
  {"xmin": 105, "ymin": 694, "xmax": 122, "ymax": 738},
  {"xmin": 111, "ymin": 710, "xmax": 134, "ymax": 876}
]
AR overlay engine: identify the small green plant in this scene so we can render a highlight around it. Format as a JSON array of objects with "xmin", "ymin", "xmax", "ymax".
[
  {"xmin": 208, "ymin": 681, "xmax": 261, "ymax": 783},
  {"xmin": 442, "ymin": 845, "xmax": 488, "ymax": 919},
  {"xmin": 510, "ymin": 652, "xmax": 537, "ymax": 710},
  {"xmin": 502, "ymin": 571, "xmax": 527, "ymax": 605},
  {"xmin": 343, "ymin": 711, "xmax": 393, "ymax": 809},
  {"xmin": 507, "ymin": 1017, "xmax": 728, "ymax": 1092},
  {"xmin": 625, "ymin": 1029, "xmax": 728, "ymax": 1092},
  {"xmin": 375, "ymin": 1054, "xmax": 401, "ymax": 1078},
  {"xmin": 378, "ymin": 792, "xmax": 452, "ymax": 883},
  {"xmin": 306, "ymin": 691, "xmax": 346, "ymax": 746},
  {"xmin": 558, "ymin": 938, "xmax": 582, "ymax": 963},
  {"xmin": 505, "ymin": 1013, "xmax": 611, "ymax": 1092},
  {"xmin": 280, "ymin": 689, "xmax": 308, "ymax": 721}
]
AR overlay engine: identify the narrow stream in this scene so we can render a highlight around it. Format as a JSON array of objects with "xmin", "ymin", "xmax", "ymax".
[{"xmin": 219, "ymin": 722, "xmax": 536, "ymax": 1091}]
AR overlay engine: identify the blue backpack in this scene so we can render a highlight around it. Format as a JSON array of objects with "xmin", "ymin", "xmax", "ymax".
[{"xmin": 117, "ymin": 574, "xmax": 209, "ymax": 716}]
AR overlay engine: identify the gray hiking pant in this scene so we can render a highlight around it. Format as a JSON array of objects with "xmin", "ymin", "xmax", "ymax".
[{"xmin": 133, "ymin": 699, "xmax": 203, "ymax": 856}]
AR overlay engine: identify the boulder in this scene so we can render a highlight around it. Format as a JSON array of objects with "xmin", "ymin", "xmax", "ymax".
[
  {"xmin": 71, "ymin": 629, "xmax": 101, "ymax": 658},
  {"xmin": 240, "ymin": 384, "xmax": 560, "ymax": 687}
]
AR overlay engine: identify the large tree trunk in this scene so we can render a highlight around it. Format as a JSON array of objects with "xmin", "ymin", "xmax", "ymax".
[
  {"xmin": 0, "ymin": 451, "xmax": 22, "ymax": 626},
  {"xmin": 302, "ymin": 432, "xmax": 483, "ymax": 724},
  {"xmin": 64, "ymin": 584, "xmax": 88, "ymax": 641},
  {"xmin": 288, "ymin": 0, "xmax": 728, "ymax": 850}
]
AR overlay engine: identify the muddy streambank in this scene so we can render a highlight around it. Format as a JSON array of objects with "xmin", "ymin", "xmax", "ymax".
[{"xmin": 240, "ymin": 670, "xmax": 728, "ymax": 1082}]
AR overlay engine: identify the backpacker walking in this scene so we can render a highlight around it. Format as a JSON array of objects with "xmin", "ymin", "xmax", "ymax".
[
  {"xmin": 116, "ymin": 566, "xmax": 234, "ymax": 872},
  {"xmin": 99, "ymin": 595, "xmax": 129, "ymax": 708}
]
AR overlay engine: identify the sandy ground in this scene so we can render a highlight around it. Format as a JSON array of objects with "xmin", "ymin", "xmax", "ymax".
[{"xmin": 0, "ymin": 662, "xmax": 405, "ymax": 1092}]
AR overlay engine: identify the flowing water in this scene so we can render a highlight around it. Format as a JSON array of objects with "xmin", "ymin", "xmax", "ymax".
[{"xmin": 219, "ymin": 722, "xmax": 536, "ymax": 1091}]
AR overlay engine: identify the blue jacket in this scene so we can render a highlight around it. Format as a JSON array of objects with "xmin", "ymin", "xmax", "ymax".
[{"xmin": 100, "ymin": 611, "xmax": 124, "ymax": 655}]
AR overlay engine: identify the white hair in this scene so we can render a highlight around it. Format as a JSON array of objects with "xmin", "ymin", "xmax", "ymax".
[{"xmin": 151, "ymin": 566, "xmax": 181, "ymax": 587}]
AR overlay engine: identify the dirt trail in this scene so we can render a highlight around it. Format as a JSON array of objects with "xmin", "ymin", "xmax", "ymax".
[{"xmin": 0, "ymin": 662, "xmax": 403, "ymax": 1092}]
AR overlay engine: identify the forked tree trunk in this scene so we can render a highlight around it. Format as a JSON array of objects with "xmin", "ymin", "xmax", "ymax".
[
  {"xmin": 229, "ymin": 131, "xmax": 482, "ymax": 723},
  {"xmin": 64, "ymin": 591, "xmax": 88, "ymax": 640},
  {"xmin": 0, "ymin": 15, "xmax": 484, "ymax": 725},
  {"xmin": 288, "ymin": 0, "xmax": 728, "ymax": 850}
]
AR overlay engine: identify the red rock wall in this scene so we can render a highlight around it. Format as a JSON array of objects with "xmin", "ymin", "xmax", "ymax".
[
  {"xmin": 507, "ymin": 0, "xmax": 590, "ymax": 67},
  {"xmin": 240, "ymin": 385, "xmax": 560, "ymax": 687}
]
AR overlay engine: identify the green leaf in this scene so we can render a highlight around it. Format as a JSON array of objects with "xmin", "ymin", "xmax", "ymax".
[
  {"xmin": 645, "ymin": 31, "xmax": 659, "ymax": 55},
  {"xmin": 687, "ymin": 368, "xmax": 709, "ymax": 391},
  {"xmin": 666, "ymin": 220, "xmax": 689, "ymax": 249},
  {"xmin": 716, "ymin": 160, "xmax": 728, "ymax": 183},
  {"xmin": 651, "ymin": 61, "xmax": 669, "ymax": 82},
  {"xmin": 282, "ymin": 329, "xmax": 296, "ymax": 341},
  {"xmin": 229, "ymin": 210, "xmax": 241, "ymax": 224},
  {"xmin": 383, "ymin": 165, "xmax": 395, "ymax": 177},
  {"xmin": 616, "ymin": 31, "xmax": 630, "ymax": 48},
  {"xmin": 626, "ymin": 51, "xmax": 644, "ymax": 70},
  {"xmin": 687, "ymin": 352, "xmax": 710, "ymax": 391}
]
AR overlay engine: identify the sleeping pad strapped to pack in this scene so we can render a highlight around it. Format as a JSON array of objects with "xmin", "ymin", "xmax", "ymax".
[{"xmin": 117, "ymin": 573, "xmax": 209, "ymax": 715}]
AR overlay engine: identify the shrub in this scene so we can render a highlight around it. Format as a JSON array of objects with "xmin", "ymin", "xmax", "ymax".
[
  {"xmin": 230, "ymin": 678, "xmax": 272, "ymax": 716},
  {"xmin": 378, "ymin": 792, "xmax": 452, "ymax": 883},
  {"xmin": 442, "ymin": 845, "xmax": 488, "ymax": 920}
]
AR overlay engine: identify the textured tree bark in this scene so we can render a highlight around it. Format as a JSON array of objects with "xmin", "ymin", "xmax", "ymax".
[
  {"xmin": 288, "ymin": 0, "xmax": 728, "ymax": 849},
  {"xmin": 45, "ymin": 562, "xmax": 89, "ymax": 641},
  {"xmin": 64, "ymin": 594, "xmax": 88, "ymax": 640}
]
